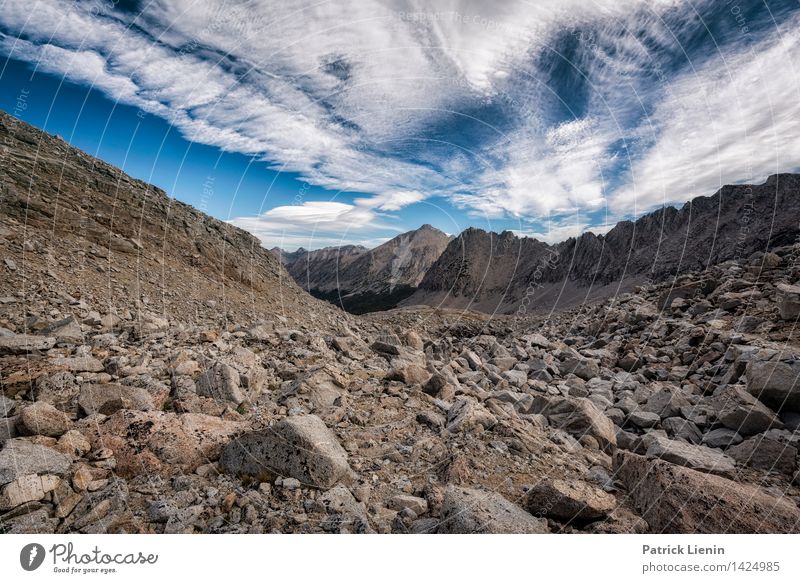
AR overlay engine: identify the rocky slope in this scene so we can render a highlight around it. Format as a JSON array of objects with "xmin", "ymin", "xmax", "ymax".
[
  {"xmin": 1, "ymin": 110, "xmax": 800, "ymax": 534},
  {"xmin": 406, "ymin": 175, "xmax": 800, "ymax": 313},
  {"xmin": 0, "ymin": 111, "xmax": 345, "ymax": 333},
  {"xmin": 278, "ymin": 225, "xmax": 452, "ymax": 314}
]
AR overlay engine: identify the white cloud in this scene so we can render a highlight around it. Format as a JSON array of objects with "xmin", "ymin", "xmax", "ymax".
[
  {"xmin": 453, "ymin": 117, "xmax": 614, "ymax": 218},
  {"xmin": 610, "ymin": 15, "xmax": 800, "ymax": 213},
  {"xmin": 2, "ymin": 0, "xmax": 799, "ymax": 247},
  {"xmin": 229, "ymin": 200, "xmax": 401, "ymax": 250},
  {"xmin": 355, "ymin": 190, "xmax": 426, "ymax": 211}
]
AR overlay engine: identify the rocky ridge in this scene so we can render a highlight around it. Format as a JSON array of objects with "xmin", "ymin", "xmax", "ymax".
[{"xmin": 0, "ymin": 110, "xmax": 344, "ymax": 333}]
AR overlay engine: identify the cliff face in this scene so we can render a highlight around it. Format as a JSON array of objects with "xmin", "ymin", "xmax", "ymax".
[
  {"xmin": 279, "ymin": 224, "xmax": 452, "ymax": 313},
  {"xmin": 407, "ymin": 174, "xmax": 800, "ymax": 313}
]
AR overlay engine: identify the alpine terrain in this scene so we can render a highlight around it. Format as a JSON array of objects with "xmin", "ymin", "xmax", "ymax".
[{"xmin": 2, "ymin": 111, "xmax": 800, "ymax": 535}]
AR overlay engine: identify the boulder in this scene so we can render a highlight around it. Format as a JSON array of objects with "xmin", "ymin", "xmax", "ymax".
[
  {"xmin": 402, "ymin": 331, "xmax": 424, "ymax": 350},
  {"xmin": 614, "ymin": 451, "xmax": 800, "ymax": 533},
  {"xmin": 386, "ymin": 364, "xmax": 430, "ymax": 385},
  {"xmin": 526, "ymin": 333, "xmax": 551, "ymax": 349},
  {"xmin": 628, "ymin": 410, "xmax": 660, "ymax": 428},
  {"xmin": 526, "ymin": 479, "xmax": 616, "ymax": 521},
  {"xmin": 246, "ymin": 323, "xmax": 274, "ymax": 341},
  {"xmin": 503, "ymin": 369, "xmax": 527, "ymax": 388},
  {"xmin": 32, "ymin": 372, "xmax": 80, "ymax": 413},
  {"xmin": 746, "ymin": 359, "xmax": 800, "ymax": 412},
  {"xmin": 318, "ymin": 485, "xmax": 372, "ymax": 533},
  {"xmin": 618, "ymin": 353, "xmax": 642, "ymax": 372},
  {"xmin": 661, "ymin": 417, "xmax": 703, "ymax": 444},
  {"xmin": 776, "ymin": 283, "xmax": 800, "ymax": 320},
  {"xmin": 0, "ymin": 506, "xmax": 59, "ymax": 534},
  {"xmin": 0, "ymin": 473, "xmax": 61, "ymax": 511},
  {"xmin": 138, "ymin": 312, "xmax": 169, "ymax": 334},
  {"xmin": 371, "ymin": 333, "xmax": 401, "ymax": 355},
  {"xmin": 57, "ymin": 430, "xmax": 91, "ymax": 457},
  {"xmin": 423, "ymin": 373, "xmax": 455, "ymax": 399},
  {"xmin": 40, "ymin": 317, "xmax": 83, "ymax": 344},
  {"xmin": 643, "ymin": 386, "xmax": 690, "ymax": 419},
  {"xmin": 491, "ymin": 356, "xmax": 518, "ymax": 372},
  {"xmin": 17, "ymin": 402, "xmax": 72, "ymax": 437},
  {"xmin": 559, "ymin": 354, "xmax": 600, "ymax": 381},
  {"xmin": 196, "ymin": 363, "xmax": 245, "ymax": 405},
  {"xmin": 529, "ymin": 396, "xmax": 616, "ymax": 450},
  {"xmin": 50, "ymin": 356, "xmax": 104, "ymax": 373},
  {"xmin": 727, "ymin": 434, "xmax": 797, "ymax": 475},
  {"xmin": 461, "ymin": 350, "xmax": 483, "ymax": 370},
  {"xmin": 709, "ymin": 385, "xmax": 782, "ymax": 435},
  {"xmin": 446, "ymin": 398, "xmax": 497, "ymax": 433},
  {"xmin": 78, "ymin": 383, "xmax": 154, "ymax": 415},
  {"xmin": 0, "ymin": 439, "xmax": 72, "ymax": 485},
  {"xmin": 80, "ymin": 410, "xmax": 244, "ymax": 477},
  {"xmin": 277, "ymin": 366, "xmax": 346, "ymax": 413},
  {"xmin": 0, "ymin": 335, "xmax": 56, "ymax": 354},
  {"xmin": 388, "ymin": 494, "xmax": 428, "ymax": 515},
  {"xmin": 437, "ymin": 486, "xmax": 547, "ymax": 534},
  {"xmin": 220, "ymin": 415, "xmax": 351, "ymax": 488},
  {"xmin": 616, "ymin": 429, "xmax": 646, "ymax": 454},
  {"xmin": 702, "ymin": 428, "xmax": 743, "ymax": 448},
  {"xmin": 644, "ymin": 433, "xmax": 736, "ymax": 477}
]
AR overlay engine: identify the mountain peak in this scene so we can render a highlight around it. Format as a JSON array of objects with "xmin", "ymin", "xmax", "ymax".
[{"xmin": 279, "ymin": 224, "xmax": 452, "ymax": 313}]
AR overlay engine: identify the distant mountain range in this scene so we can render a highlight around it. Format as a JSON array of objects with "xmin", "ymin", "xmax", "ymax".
[
  {"xmin": 277, "ymin": 174, "xmax": 800, "ymax": 314},
  {"xmin": 272, "ymin": 224, "xmax": 452, "ymax": 313}
]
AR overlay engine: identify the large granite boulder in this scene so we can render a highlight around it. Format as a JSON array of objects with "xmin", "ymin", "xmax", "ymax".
[{"xmin": 614, "ymin": 451, "xmax": 800, "ymax": 533}]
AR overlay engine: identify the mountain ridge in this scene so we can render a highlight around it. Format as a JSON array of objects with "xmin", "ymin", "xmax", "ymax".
[
  {"xmin": 3, "ymin": 109, "xmax": 800, "ymax": 535},
  {"xmin": 404, "ymin": 173, "xmax": 800, "ymax": 313}
]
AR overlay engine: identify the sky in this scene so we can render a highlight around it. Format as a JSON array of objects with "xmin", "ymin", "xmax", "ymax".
[{"xmin": 1, "ymin": 0, "xmax": 799, "ymax": 251}]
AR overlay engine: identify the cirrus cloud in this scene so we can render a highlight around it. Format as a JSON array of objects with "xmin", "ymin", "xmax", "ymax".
[{"xmin": 1, "ymin": 0, "xmax": 798, "ymax": 248}]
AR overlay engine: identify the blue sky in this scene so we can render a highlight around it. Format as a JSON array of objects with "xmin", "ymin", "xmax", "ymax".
[{"xmin": 1, "ymin": 0, "xmax": 799, "ymax": 250}]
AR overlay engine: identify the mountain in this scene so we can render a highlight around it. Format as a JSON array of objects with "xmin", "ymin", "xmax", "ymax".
[
  {"xmin": 269, "ymin": 247, "xmax": 309, "ymax": 265},
  {"xmin": 279, "ymin": 225, "xmax": 452, "ymax": 314},
  {"xmin": 406, "ymin": 174, "xmax": 800, "ymax": 313},
  {"xmin": 274, "ymin": 244, "xmax": 368, "ymax": 288},
  {"xmin": 0, "ymin": 110, "xmax": 342, "ymax": 330}
]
